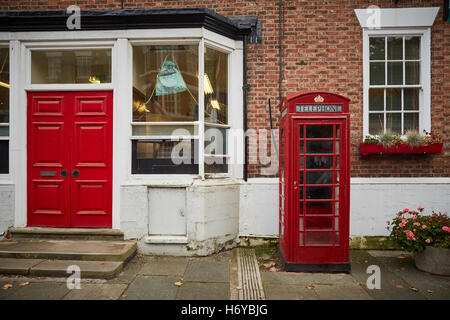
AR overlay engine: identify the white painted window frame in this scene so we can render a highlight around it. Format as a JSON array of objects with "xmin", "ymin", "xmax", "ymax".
[
  {"xmin": 356, "ymin": 7, "xmax": 439, "ymax": 139},
  {"xmin": 129, "ymin": 36, "xmax": 240, "ymax": 180},
  {"xmin": 362, "ymin": 28, "xmax": 431, "ymax": 137},
  {"xmin": 0, "ymin": 43, "xmax": 9, "ymax": 180}
]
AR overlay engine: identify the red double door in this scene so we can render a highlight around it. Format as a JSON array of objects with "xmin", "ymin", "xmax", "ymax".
[{"xmin": 27, "ymin": 91, "xmax": 113, "ymax": 228}]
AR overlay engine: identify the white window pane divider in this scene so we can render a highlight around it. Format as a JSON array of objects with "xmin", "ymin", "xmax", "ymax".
[
  {"xmin": 204, "ymin": 122, "xmax": 231, "ymax": 129},
  {"xmin": 369, "ymin": 85, "xmax": 422, "ymax": 89},
  {"xmin": 131, "ymin": 121, "xmax": 198, "ymax": 126},
  {"xmin": 204, "ymin": 154, "xmax": 230, "ymax": 158},
  {"xmin": 198, "ymin": 39, "xmax": 205, "ymax": 180},
  {"xmin": 130, "ymin": 135, "xmax": 199, "ymax": 140}
]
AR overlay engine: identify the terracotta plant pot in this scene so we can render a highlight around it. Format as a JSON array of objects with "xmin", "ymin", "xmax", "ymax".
[{"xmin": 414, "ymin": 246, "xmax": 450, "ymax": 276}]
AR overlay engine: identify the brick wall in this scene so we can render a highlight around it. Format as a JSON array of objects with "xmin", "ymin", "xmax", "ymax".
[{"xmin": 0, "ymin": 0, "xmax": 448, "ymax": 178}]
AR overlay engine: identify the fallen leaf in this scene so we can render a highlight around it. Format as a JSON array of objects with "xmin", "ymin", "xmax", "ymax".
[
  {"xmin": 409, "ymin": 287, "xmax": 419, "ymax": 292},
  {"xmin": 397, "ymin": 255, "xmax": 406, "ymax": 259},
  {"xmin": 395, "ymin": 284, "xmax": 404, "ymax": 289},
  {"xmin": 236, "ymin": 286, "xmax": 242, "ymax": 290},
  {"xmin": 306, "ymin": 285, "xmax": 314, "ymax": 290},
  {"xmin": 264, "ymin": 261, "xmax": 276, "ymax": 268},
  {"xmin": 174, "ymin": 281, "xmax": 183, "ymax": 287},
  {"xmin": 2, "ymin": 283, "xmax": 13, "ymax": 290},
  {"xmin": 426, "ymin": 290, "xmax": 433, "ymax": 294},
  {"xmin": 121, "ymin": 294, "xmax": 127, "ymax": 298},
  {"xmin": 269, "ymin": 267, "xmax": 278, "ymax": 272},
  {"xmin": 19, "ymin": 282, "xmax": 30, "ymax": 287}
]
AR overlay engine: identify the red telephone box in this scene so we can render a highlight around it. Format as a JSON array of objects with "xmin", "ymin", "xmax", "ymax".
[{"xmin": 279, "ymin": 90, "xmax": 350, "ymax": 272}]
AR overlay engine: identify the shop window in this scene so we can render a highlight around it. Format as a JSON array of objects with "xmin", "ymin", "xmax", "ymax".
[
  {"xmin": 0, "ymin": 46, "xmax": 9, "ymax": 174},
  {"xmin": 367, "ymin": 36, "xmax": 422, "ymax": 135},
  {"xmin": 31, "ymin": 49, "xmax": 111, "ymax": 84},
  {"xmin": 131, "ymin": 44, "xmax": 229, "ymax": 175}
]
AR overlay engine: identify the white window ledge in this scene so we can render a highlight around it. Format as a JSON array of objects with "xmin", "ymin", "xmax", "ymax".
[
  {"xmin": 355, "ymin": 7, "xmax": 439, "ymax": 28},
  {"xmin": 145, "ymin": 235, "xmax": 188, "ymax": 244}
]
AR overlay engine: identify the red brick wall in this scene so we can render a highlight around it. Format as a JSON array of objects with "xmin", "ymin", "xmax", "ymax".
[{"xmin": 1, "ymin": 0, "xmax": 448, "ymax": 178}]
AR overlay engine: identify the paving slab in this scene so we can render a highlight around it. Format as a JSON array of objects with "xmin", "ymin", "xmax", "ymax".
[
  {"xmin": 0, "ymin": 280, "xmax": 23, "ymax": 300},
  {"xmin": 106, "ymin": 255, "xmax": 145, "ymax": 284},
  {"xmin": 176, "ymin": 282, "xmax": 229, "ymax": 300},
  {"xmin": 184, "ymin": 259, "xmax": 229, "ymax": 283},
  {"xmin": 374, "ymin": 255, "xmax": 450, "ymax": 300},
  {"xmin": 139, "ymin": 256, "xmax": 188, "ymax": 277},
  {"xmin": 263, "ymin": 283, "xmax": 319, "ymax": 300},
  {"xmin": 121, "ymin": 275, "xmax": 179, "ymax": 300},
  {"xmin": 29, "ymin": 259, "xmax": 123, "ymax": 279},
  {"xmin": 3, "ymin": 281, "xmax": 69, "ymax": 300},
  {"xmin": 0, "ymin": 258, "xmax": 44, "ymax": 275},
  {"xmin": 350, "ymin": 250, "xmax": 425, "ymax": 300},
  {"xmin": 313, "ymin": 284, "xmax": 373, "ymax": 300},
  {"xmin": 0, "ymin": 240, "xmax": 136, "ymax": 261},
  {"xmin": 261, "ymin": 271, "xmax": 356, "ymax": 286},
  {"xmin": 63, "ymin": 283, "xmax": 127, "ymax": 300}
]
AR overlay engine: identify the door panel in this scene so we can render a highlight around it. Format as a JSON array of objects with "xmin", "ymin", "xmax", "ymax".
[
  {"xmin": 294, "ymin": 120, "xmax": 347, "ymax": 263},
  {"xmin": 27, "ymin": 91, "xmax": 113, "ymax": 228},
  {"xmin": 70, "ymin": 93, "xmax": 112, "ymax": 227}
]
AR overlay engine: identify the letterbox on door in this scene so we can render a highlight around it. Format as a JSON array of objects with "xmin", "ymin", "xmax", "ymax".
[{"xmin": 278, "ymin": 90, "xmax": 350, "ymax": 272}]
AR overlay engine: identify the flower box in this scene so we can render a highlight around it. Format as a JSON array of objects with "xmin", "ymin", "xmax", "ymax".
[{"xmin": 359, "ymin": 142, "xmax": 443, "ymax": 155}]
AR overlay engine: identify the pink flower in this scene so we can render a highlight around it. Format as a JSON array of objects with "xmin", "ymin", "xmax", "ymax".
[
  {"xmin": 413, "ymin": 229, "xmax": 416, "ymax": 232},
  {"xmin": 443, "ymin": 226, "xmax": 450, "ymax": 232},
  {"xmin": 386, "ymin": 221, "xmax": 390, "ymax": 224},
  {"xmin": 422, "ymin": 225, "xmax": 427, "ymax": 229},
  {"xmin": 417, "ymin": 206, "xmax": 424, "ymax": 211},
  {"xmin": 411, "ymin": 216, "xmax": 416, "ymax": 220},
  {"xmin": 413, "ymin": 222, "xmax": 420, "ymax": 226},
  {"xmin": 444, "ymin": 212, "xmax": 448, "ymax": 216},
  {"xmin": 404, "ymin": 208, "xmax": 410, "ymax": 212},
  {"xmin": 425, "ymin": 239, "xmax": 431, "ymax": 243}
]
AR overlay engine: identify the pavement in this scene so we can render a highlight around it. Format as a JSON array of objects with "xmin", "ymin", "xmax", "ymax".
[{"xmin": 0, "ymin": 248, "xmax": 449, "ymax": 300}]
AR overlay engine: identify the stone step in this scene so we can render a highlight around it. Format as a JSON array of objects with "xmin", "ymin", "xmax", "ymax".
[
  {"xmin": 9, "ymin": 227, "xmax": 124, "ymax": 241},
  {"xmin": 0, "ymin": 258, "xmax": 124, "ymax": 279},
  {"xmin": 0, "ymin": 240, "xmax": 137, "ymax": 262}
]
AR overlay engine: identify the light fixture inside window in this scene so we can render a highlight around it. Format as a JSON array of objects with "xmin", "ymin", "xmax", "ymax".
[
  {"xmin": 0, "ymin": 81, "xmax": 9, "ymax": 89},
  {"xmin": 89, "ymin": 76, "xmax": 101, "ymax": 84},
  {"xmin": 204, "ymin": 73, "xmax": 214, "ymax": 95},
  {"xmin": 210, "ymin": 99, "xmax": 220, "ymax": 110}
]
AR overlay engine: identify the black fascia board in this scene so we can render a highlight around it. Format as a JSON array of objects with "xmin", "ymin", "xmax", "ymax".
[{"xmin": 0, "ymin": 7, "xmax": 252, "ymax": 40}]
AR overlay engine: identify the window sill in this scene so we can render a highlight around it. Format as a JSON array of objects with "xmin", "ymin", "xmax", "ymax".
[{"xmin": 359, "ymin": 142, "xmax": 443, "ymax": 156}]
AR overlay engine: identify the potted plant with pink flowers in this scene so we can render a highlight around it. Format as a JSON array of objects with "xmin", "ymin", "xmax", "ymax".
[{"xmin": 386, "ymin": 206, "xmax": 450, "ymax": 276}]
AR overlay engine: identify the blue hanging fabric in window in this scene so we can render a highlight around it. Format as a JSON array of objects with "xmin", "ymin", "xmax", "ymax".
[{"xmin": 155, "ymin": 60, "xmax": 188, "ymax": 96}]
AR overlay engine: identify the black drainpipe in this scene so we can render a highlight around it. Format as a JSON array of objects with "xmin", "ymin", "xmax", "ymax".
[
  {"xmin": 243, "ymin": 35, "xmax": 248, "ymax": 182},
  {"xmin": 278, "ymin": 0, "xmax": 283, "ymax": 104}
]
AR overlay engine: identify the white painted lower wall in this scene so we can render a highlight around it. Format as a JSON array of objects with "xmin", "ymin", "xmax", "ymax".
[
  {"xmin": 0, "ymin": 183, "xmax": 14, "ymax": 237},
  {"xmin": 239, "ymin": 177, "xmax": 450, "ymax": 238},
  {"xmin": 0, "ymin": 177, "xmax": 449, "ymax": 254},
  {"xmin": 120, "ymin": 178, "xmax": 241, "ymax": 256}
]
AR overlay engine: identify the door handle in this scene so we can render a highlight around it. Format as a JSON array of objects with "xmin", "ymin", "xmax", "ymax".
[
  {"xmin": 60, "ymin": 170, "xmax": 68, "ymax": 178},
  {"xmin": 72, "ymin": 169, "xmax": 80, "ymax": 178}
]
